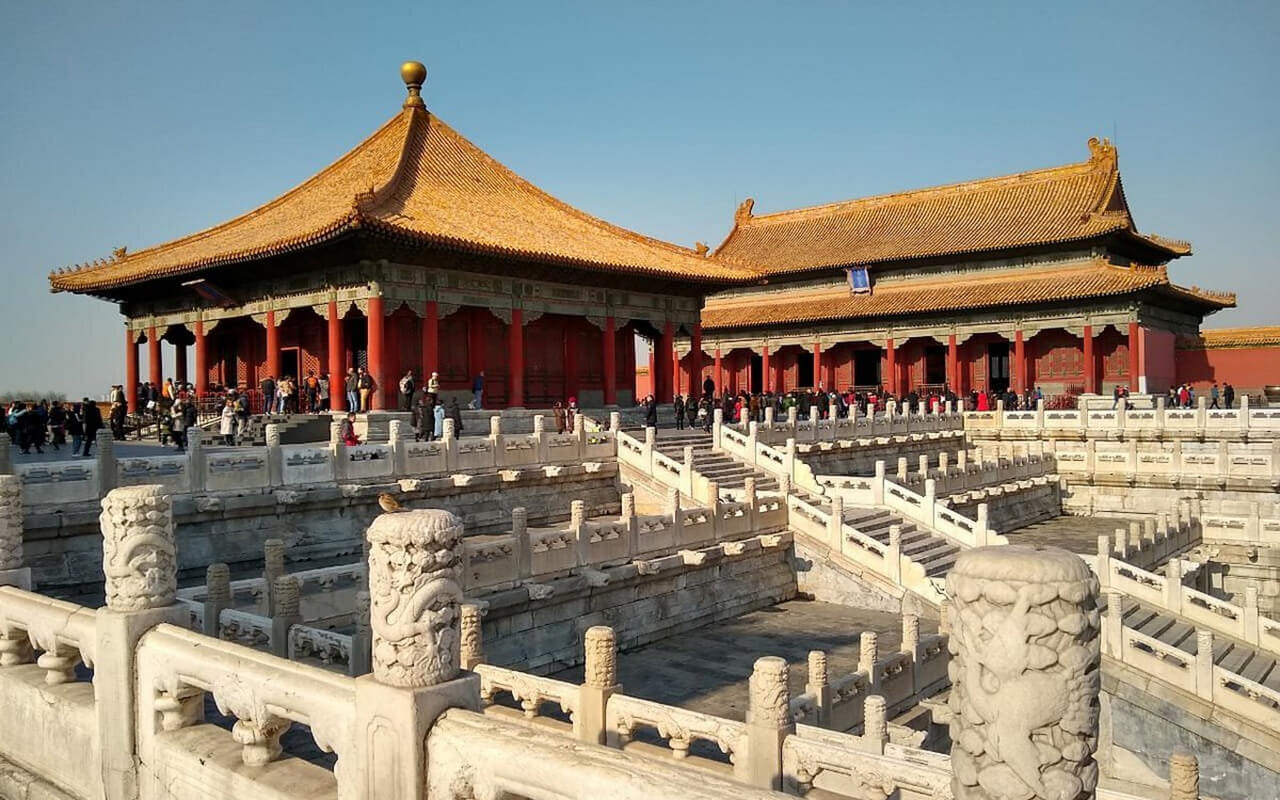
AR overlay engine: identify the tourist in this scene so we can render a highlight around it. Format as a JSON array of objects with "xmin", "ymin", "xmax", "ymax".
[
  {"xmin": 471, "ymin": 370, "xmax": 485, "ymax": 410},
  {"xmin": 48, "ymin": 401, "xmax": 66, "ymax": 450},
  {"xmin": 339, "ymin": 412, "xmax": 360, "ymax": 446},
  {"xmin": 702, "ymin": 374, "xmax": 715, "ymax": 401},
  {"xmin": 109, "ymin": 400, "xmax": 126, "ymax": 441},
  {"xmin": 219, "ymin": 399, "xmax": 236, "ymax": 445},
  {"xmin": 1208, "ymin": 382, "xmax": 1220, "ymax": 409},
  {"xmin": 66, "ymin": 403, "xmax": 83, "ymax": 455},
  {"xmin": 260, "ymin": 375, "xmax": 276, "ymax": 415},
  {"xmin": 553, "ymin": 401, "xmax": 566, "ymax": 434},
  {"xmin": 427, "ymin": 371, "xmax": 440, "ymax": 396},
  {"xmin": 643, "ymin": 394, "xmax": 658, "ymax": 428},
  {"xmin": 399, "ymin": 370, "xmax": 416, "ymax": 412},
  {"xmin": 412, "ymin": 392, "xmax": 431, "ymax": 441},
  {"xmin": 318, "ymin": 373, "xmax": 330, "ymax": 411},
  {"xmin": 685, "ymin": 395, "xmax": 697, "ymax": 429},
  {"xmin": 345, "ymin": 368, "xmax": 358, "ymax": 412},
  {"xmin": 446, "ymin": 397, "xmax": 464, "ymax": 433},
  {"xmin": 357, "ymin": 367, "xmax": 373, "ymax": 412},
  {"xmin": 433, "ymin": 399, "xmax": 446, "ymax": 439},
  {"xmin": 304, "ymin": 370, "xmax": 320, "ymax": 412},
  {"xmin": 567, "ymin": 396, "xmax": 578, "ymax": 433},
  {"xmin": 82, "ymin": 399, "xmax": 103, "ymax": 457},
  {"xmin": 673, "ymin": 393, "xmax": 685, "ymax": 430},
  {"xmin": 1224, "ymin": 383, "xmax": 1235, "ymax": 409}
]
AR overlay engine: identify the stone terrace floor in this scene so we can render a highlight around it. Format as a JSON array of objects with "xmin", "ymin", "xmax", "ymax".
[
  {"xmin": 551, "ymin": 599, "xmax": 933, "ymax": 720},
  {"xmin": 1003, "ymin": 513, "xmax": 1144, "ymax": 555}
]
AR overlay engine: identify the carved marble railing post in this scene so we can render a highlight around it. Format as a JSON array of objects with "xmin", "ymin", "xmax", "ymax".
[
  {"xmin": 388, "ymin": 419, "xmax": 408, "ymax": 474},
  {"xmin": 270, "ymin": 576, "xmax": 301, "ymax": 658},
  {"xmin": 806, "ymin": 650, "xmax": 831, "ymax": 725},
  {"xmin": 860, "ymin": 631, "xmax": 879, "ymax": 691},
  {"xmin": 939, "ymin": 598, "xmax": 952, "ymax": 635},
  {"xmin": 96, "ymin": 429, "xmax": 116, "ymax": 493},
  {"xmin": 903, "ymin": 613, "xmax": 921, "ymax": 694},
  {"xmin": 202, "ymin": 562, "xmax": 231, "ymax": 637},
  {"xmin": 350, "ymin": 590, "xmax": 372, "ymax": 677},
  {"xmin": 741, "ymin": 655, "xmax": 793, "ymax": 790},
  {"xmin": 1103, "ymin": 591, "xmax": 1124, "ymax": 658},
  {"xmin": 354, "ymin": 508, "xmax": 479, "ymax": 800},
  {"xmin": 489, "ymin": 415, "xmax": 505, "ymax": 461},
  {"xmin": 187, "ymin": 426, "xmax": 206, "ymax": 493},
  {"xmin": 668, "ymin": 487, "xmax": 683, "ymax": 534},
  {"xmin": 609, "ymin": 411, "xmax": 621, "ymax": 433},
  {"xmin": 570, "ymin": 499, "xmax": 587, "ymax": 564},
  {"xmin": 620, "ymin": 493, "xmax": 638, "ymax": 557},
  {"xmin": 947, "ymin": 545, "xmax": 1101, "ymax": 800},
  {"xmin": 513, "ymin": 507, "xmax": 531, "ymax": 579},
  {"xmin": 827, "ymin": 493, "xmax": 844, "ymax": 549},
  {"xmin": 1195, "ymin": 630, "xmax": 1214, "ymax": 701},
  {"xmin": 96, "ymin": 484, "xmax": 187, "ymax": 800},
  {"xmin": 460, "ymin": 602, "xmax": 484, "ymax": 670},
  {"xmin": 0, "ymin": 474, "xmax": 29, "ymax": 589},
  {"xmin": 577, "ymin": 625, "xmax": 619, "ymax": 745},
  {"xmin": 858, "ymin": 694, "xmax": 887, "ymax": 754},
  {"xmin": 263, "ymin": 538, "xmax": 286, "ymax": 614},
  {"xmin": 265, "ymin": 422, "xmax": 283, "ymax": 487},
  {"xmin": 1168, "ymin": 750, "xmax": 1199, "ymax": 800}
]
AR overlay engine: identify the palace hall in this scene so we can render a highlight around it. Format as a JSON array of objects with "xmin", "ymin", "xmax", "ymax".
[
  {"xmin": 51, "ymin": 63, "xmax": 1236, "ymax": 409},
  {"xmin": 682, "ymin": 138, "xmax": 1235, "ymax": 401}
]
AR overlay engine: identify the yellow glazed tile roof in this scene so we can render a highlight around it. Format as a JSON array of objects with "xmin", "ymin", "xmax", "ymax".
[
  {"xmin": 1177, "ymin": 326, "xmax": 1280, "ymax": 350},
  {"xmin": 700, "ymin": 260, "xmax": 1234, "ymax": 331},
  {"xmin": 714, "ymin": 138, "xmax": 1191, "ymax": 275},
  {"xmin": 50, "ymin": 106, "xmax": 757, "ymax": 293}
]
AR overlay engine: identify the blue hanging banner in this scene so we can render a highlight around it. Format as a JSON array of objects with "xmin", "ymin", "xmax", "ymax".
[{"xmin": 848, "ymin": 266, "xmax": 871, "ymax": 294}]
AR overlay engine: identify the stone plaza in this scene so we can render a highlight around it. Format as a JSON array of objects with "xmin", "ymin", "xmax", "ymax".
[{"xmin": 4, "ymin": 60, "xmax": 1280, "ymax": 800}]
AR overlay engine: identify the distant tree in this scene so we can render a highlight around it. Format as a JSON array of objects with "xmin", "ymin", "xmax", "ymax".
[{"xmin": 0, "ymin": 390, "xmax": 68, "ymax": 403}]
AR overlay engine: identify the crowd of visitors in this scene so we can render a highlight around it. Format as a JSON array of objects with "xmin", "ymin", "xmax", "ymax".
[{"xmin": 4, "ymin": 399, "xmax": 104, "ymax": 457}]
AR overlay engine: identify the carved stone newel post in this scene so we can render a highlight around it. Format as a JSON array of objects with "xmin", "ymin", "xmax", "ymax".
[
  {"xmin": 577, "ymin": 625, "xmax": 619, "ymax": 745},
  {"xmin": 947, "ymin": 545, "xmax": 1101, "ymax": 800},
  {"xmin": 97, "ymin": 484, "xmax": 186, "ymax": 800},
  {"xmin": 0, "ymin": 474, "xmax": 29, "ymax": 589},
  {"xmin": 742, "ymin": 655, "xmax": 793, "ymax": 790},
  {"xmin": 355, "ymin": 508, "xmax": 480, "ymax": 800}
]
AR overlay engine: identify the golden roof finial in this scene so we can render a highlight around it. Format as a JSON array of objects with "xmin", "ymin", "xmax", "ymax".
[
  {"xmin": 694, "ymin": 242, "xmax": 709, "ymax": 255},
  {"xmin": 1087, "ymin": 136, "xmax": 1115, "ymax": 162},
  {"xmin": 735, "ymin": 197, "xmax": 755, "ymax": 226},
  {"xmin": 112, "ymin": 246, "xmax": 128, "ymax": 260},
  {"xmin": 400, "ymin": 61, "xmax": 427, "ymax": 110}
]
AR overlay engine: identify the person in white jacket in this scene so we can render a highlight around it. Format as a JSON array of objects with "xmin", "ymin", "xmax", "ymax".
[{"xmin": 220, "ymin": 399, "xmax": 237, "ymax": 446}]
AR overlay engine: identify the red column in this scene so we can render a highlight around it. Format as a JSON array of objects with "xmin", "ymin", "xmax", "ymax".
[
  {"xmin": 148, "ymin": 326, "xmax": 162, "ymax": 387},
  {"xmin": 367, "ymin": 297, "xmax": 385, "ymax": 410},
  {"xmin": 194, "ymin": 320, "xmax": 208, "ymax": 398},
  {"xmin": 672, "ymin": 345, "xmax": 681, "ymax": 399},
  {"xmin": 1128, "ymin": 321, "xmax": 1140, "ymax": 390},
  {"xmin": 328, "ymin": 300, "xmax": 344, "ymax": 389},
  {"xmin": 812, "ymin": 342, "xmax": 822, "ymax": 390},
  {"xmin": 564, "ymin": 323, "xmax": 580, "ymax": 402},
  {"xmin": 713, "ymin": 347, "xmax": 723, "ymax": 396},
  {"xmin": 1014, "ymin": 330, "xmax": 1026, "ymax": 395},
  {"xmin": 422, "ymin": 300, "xmax": 439, "ymax": 377},
  {"xmin": 174, "ymin": 342, "xmax": 188, "ymax": 385},
  {"xmin": 657, "ymin": 321, "xmax": 674, "ymax": 403},
  {"xmin": 761, "ymin": 345, "xmax": 771, "ymax": 394},
  {"xmin": 688, "ymin": 324, "xmax": 703, "ymax": 399},
  {"xmin": 508, "ymin": 310, "xmax": 524, "ymax": 407},
  {"xmin": 265, "ymin": 310, "xmax": 280, "ymax": 381},
  {"xmin": 885, "ymin": 338, "xmax": 896, "ymax": 395},
  {"xmin": 1082, "ymin": 325, "xmax": 1095, "ymax": 394},
  {"xmin": 126, "ymin": 329, "xmax": 139, "ymax": 413},
  {"xmin": 947, "ymin": 334, "xmax": 958, "ymax": 392},
  {"xmin": 602, "ymin": 317, "xmax": 617, "ymax": 406}
]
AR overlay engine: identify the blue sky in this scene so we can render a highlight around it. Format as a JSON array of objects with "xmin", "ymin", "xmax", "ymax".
[{"xmin": 2, "ymin": 1, "xmax": 1277, "ymax": 397}]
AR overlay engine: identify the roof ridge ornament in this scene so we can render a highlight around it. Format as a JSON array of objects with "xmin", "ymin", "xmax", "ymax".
[
  {"xmin": 400, "ymin": 61, "xmax": 427, "ymax": 110},
  {"xmin": 1087, "ymin": 136, "xmax": 1115, "ymax": 162},
  {"xmin": 694, "ymin": 242, "xmax": 709, "ymax": 256},
  {"xmin": 734, "ymin": 197, "xmax": 755, "ymax": 226}
]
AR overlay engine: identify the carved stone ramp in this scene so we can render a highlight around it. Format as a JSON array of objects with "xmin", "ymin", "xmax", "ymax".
[
  {"xmin": 841, "ymin": 506, "xmax": 960, "ymax": 579},
  {"xmin": 1116, "ymin": 595, "xmax": 1280, "ymax": 692}
]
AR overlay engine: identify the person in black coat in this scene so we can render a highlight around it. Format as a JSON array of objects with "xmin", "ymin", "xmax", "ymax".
[
  {"xmin": 702, "ymin": 375, "xmax": 715, "ymax": 401},
  {"xmin": 82, "ymin": 399, "xmax": 104, "ymax": 456},
  {"xmin": 643, "ymin": 395, "xmax": 658, "ymax": 428},
  {"xmin": 673, "ymin": 394, "xmax": 685, "ymax": 430}
]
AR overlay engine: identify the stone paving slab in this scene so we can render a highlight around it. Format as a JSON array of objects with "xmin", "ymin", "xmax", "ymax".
[
  {"xmin": 552, "ymin": 599, "xmax": 930, "ymax": 721},
  {"xmin": 1003, "ymin": 513, "xmax": 1145, "ymax": 554}
]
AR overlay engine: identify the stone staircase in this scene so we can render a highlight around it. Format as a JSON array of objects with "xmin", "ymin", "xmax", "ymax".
[
  {"xmin": 239, "ymin": 413, "xmax": 334, "ymax": 446},
  {"xmin": 652, "ymin": 430, "xmax": 780, "ymax": 494},
  {"xmin": 1117, "ymin": 596, "xmax": 1280, "ymax": 692},
  {"xmin": 841, "ymin": 506, "xmax": 961, "ymax": 580}
]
